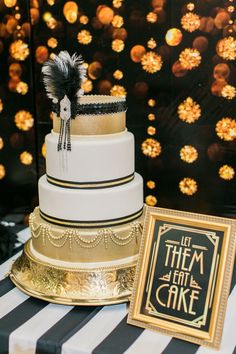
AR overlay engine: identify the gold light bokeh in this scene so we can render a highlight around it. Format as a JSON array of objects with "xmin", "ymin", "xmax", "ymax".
[
  {"xmin": 216, "ymin": 36, "xmax": 236, "ymax": 60},
  {"xmin": 0, "ymin": 99, "xmax": 3, "ymax": 113},
  {"xmin": 77, "ymin": 30, "xmax": 92, "ymax": 45},
  {"xmin": 41, "ymin": 143, "xmax": 46, "ymax": 158},
  {"xmin": 221, "ymin": 85, "xmax": 236, "ymax": 100},
  {"xmin": 179, "ymin": 48, "xmax": 201, "ymax": 70},
  {"xmin": 148, "ymin": 113, "xmax": 156, "ymax": 121},
  {"xmin": 81, "ymin": 79, "xmax": 93, "ymax": 93},
  {"xmin": 145, "ymin": 195, "xmax": 157, "ymax": 206},
  {"xmin": 80, "ymin": 15, "xmax": 89, "ymax": 25},
  {"xmin": 88, "ymin": 62, "xmax": 102, "ymax": 80},
  {"xmin": 9, "ymin": 40, "xmax": 29, "ymax": 61},
  {"xmin": 180, "ymin": 145, "xmax": 198, "ymax": 163},
  {"xmin": 146, "ymin": 12, "xmax": 158, "ymax": 23},
  {"xmin": 130, "ymin": 45, "xmax": 146, "ymax": 63},
  {"xmin": 15, "ymin": 110, "xmax": 34, "ymax": 131},
  {"xmin": 16, "ymin": 81, "xmax": 28, "ymax": 95},
  {"xmin": 96, "ymin": 5, "xmax": 114, "ymax": 25},
  {"xmin": 216, "ymin": 117, "xmax": 236, "ymax": 141},
  {"xmin": 20, "ymin": 151, "xmax": 33, "ymax": 165},
  {"xmin": 165, "ymin": 28, "xmax": 183, "ymax": 46},
  {"xmin": 147, "ymin": 126, "xmax": 156, "ymax": 135},
  {"xmin": 181, "ymin": 12, "xmax": 201, "ymax": 32},
  {"xmin": 0, "ymin": 165, "xmax": 6, "ymax": 180},
  {"xmin": 110, "ymin": 85, "xmax": 127, "ymax": 96},
  {"xmin": 148, "ymin": 99, "xmax": 156, "ymax": 107},
  {"xmin": 112, "ymin": 15, "xmax": 124, "ymax": 28},
  {"xmin": 141, "ymin": 52, "xmax": 163, "ymax": 73},
  {"xmin": 112, "ymin": 39, "xmax": 125, "ymax": 52},
  {"xmin": 0, "ymin": 137, "xmax": 4, "ymax": 150},
  {"xmin": 147, "ymin": 180, "xmax": 156, "ymax": 189},
  {"xmin": 147, "ymin": 38, "xmax": 157, "ymax": 49},
  {"xmin": 4, "ymin": 0, "xmax": 17, "ymax": 7},
  {"xmin": 179, "ymin": 177, "xmax": 198, "ymax": 196},
  {"xmin": 141, "ymin": 138, "xmax": 161, "ymax": 158},
  {"xmin": 35, "ymin": 46, "xmax": 49, "ymax": 64},
  {"xmin": 63, "ymin": 1, "xmax": 78, "ymax": 24},
  {"xmin": 219, "ymin": 165, "xmax": 235, "ymax": 180},
  {"xmin": 178, "ymin": 97, "xmax": 201, "ymax": 123},
  {"xmin": 47, "ymin": 37, "xmax": 58, "ymax": 48},
  {"xmin": 113, "ymin": 70, "xmax": 123, "ymax": 80}
]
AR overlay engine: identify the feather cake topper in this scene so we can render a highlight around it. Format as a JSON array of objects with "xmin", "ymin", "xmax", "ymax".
[{"xmin": 42, "ymin": 51, "xmax": 86, "ymax": 151}]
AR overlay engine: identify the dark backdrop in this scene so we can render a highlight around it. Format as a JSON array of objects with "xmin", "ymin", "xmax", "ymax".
[{"xmin": 0, "ymin": 0, "xmax": 235, "ymax": 220}]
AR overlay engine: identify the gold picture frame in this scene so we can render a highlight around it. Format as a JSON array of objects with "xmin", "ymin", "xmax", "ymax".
[{"xmin": 128, "ymin": 206, "xmax": 236, "ymax": 349}]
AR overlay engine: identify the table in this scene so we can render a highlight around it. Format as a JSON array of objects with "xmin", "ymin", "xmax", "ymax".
[{"xmin": 0, "ymin": 228, "xmax": 235, "ymax": 354}]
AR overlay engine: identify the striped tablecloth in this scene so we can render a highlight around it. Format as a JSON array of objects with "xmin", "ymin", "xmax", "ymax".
[{"xmin": 0, "ymin": 227, "xmax": 235, "ymax": 354}]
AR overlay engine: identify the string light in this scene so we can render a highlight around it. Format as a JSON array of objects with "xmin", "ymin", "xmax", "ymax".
[
  {"xmin": 179, "ymin": 178, "xmax": 198, "ymax": 195},
  {"xmin": 178, "ymin": 97, "xmax": 201, "ymax": 123},
  {"xmin": 219, "ymin": 165, "xmax": 235, "ymax": 180},
  {"xmin": 141, "ymin": 138, "xmax": 161, "ymax": 158}
]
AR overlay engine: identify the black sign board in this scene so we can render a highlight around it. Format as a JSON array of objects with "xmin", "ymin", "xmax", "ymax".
[{"xmin": 128, "ymin": 207, "xmax": 236, "ymax": 349}]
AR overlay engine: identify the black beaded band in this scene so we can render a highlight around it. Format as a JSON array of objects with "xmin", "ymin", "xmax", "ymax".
[{"xmin": 52, "ymin": 100, "xmax": 127, "ymax": 117}]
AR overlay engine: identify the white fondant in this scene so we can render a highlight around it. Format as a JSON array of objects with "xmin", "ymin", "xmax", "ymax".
[
  {"xmin": 38, "ymin": 173, "xmax": 143, "ymax": 221},
  {"xmin": 45, "ymin": 131, "xmax": 134, "ymax": 183},
  {"xmin": 29, "ymin": 240, "xmax": 138, "ymax": 268}
]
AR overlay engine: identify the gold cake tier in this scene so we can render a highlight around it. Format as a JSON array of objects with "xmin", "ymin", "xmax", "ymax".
[
  {"xmin": 10, "ymin": 240, "xmax": 138, "ymax": 305},
  {"xmin": 53, "ymin": 95, "xmax": 126, "ymax": 135},
  {"xmin": 30, "ymin": 207, "xmax": 143, "ymax": 263}
]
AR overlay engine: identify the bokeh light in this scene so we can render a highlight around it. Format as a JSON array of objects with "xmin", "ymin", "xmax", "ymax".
[
  {"xmin": 110, "ymin": 85, "xmax": 127, "ymax": 96},
  {"xmin": 130, "ymin": 45, "xmax": 146, "ymax": 63},
  {"xmin": 0, "ymin": 99, "xmax": 3, "ymax": 113},
  {"xmin": 113, "ymin": 70, "xmax": 123, "ymax": 80},
  {"xmin": 219, "ymin": 165, "xmax": 235, "ymax": 180},
  {"xmin": 145, "ymin": 195, "xmax": 157, "ymax": 206},
  {"xmin": 181, "ymin": 12, "xmax": 201, "ymax": 32},
  {"xmin": 216, "ymin": 36, "xmax": 236, "ymax": 60},
  {"xmin": 147, "ymin": 38, "xmax": 157, "ymax": 49},
  {"xmin": 96, "ymin": 5, "xmax": 114, "ymax": 25},
  {"xmin": 141, "ymin": 138, "xmax": 161, "ymax": 158},
  {"xmin": 9, "ymin": 40, "xmax": 29, "ymax": 61},
  {"xmin": 112, "ymin": 39, "xmax": 125, "ymax": 52},
  {"xmin": 180, "ymin": 145, "xmax": 198, "ymax": 163},
  {"xmin": 16, "ymin": 81, "xmax": 28, "ymax": 95},
  {"xmin": 141, "ymin": 52, "xmax": 163, "ymax": 73},
  {"xmin": 179, "ymin": 48, "xmax": 201, "ymax": 70},
  {"xmin": 179, "ymin": 178, "xmax": 198, "ymax": 196},
  {"xmin": 0, "ymin": 137, "xmax": 4, "ymax": 150},
  {"xmin": 77, "ymin": 30, "xmax": 92, "ymax": 45},
  {"xmin": 63, "ymin": 1, "xmax": 78, "ymax": 24},
  {"xmin": 20, "ymin": 151, "xmax": 33, "ymax": 165},
  {"xmin": 147, "ymin": 126, "xmax": 156, "ymax": 136},
  {"xmin": 178, "ymin": 97, "xmax": 201, "ymax": 123},
  {"xmin": 147, "ymin": 180, "xmax": 156, "ymax": 189},
  {"xmin": 216, "ymin": 117, "xmax": 236, "ymax": 141},
  {"xmin": 15, "ymin": 110, "xmax": 34, "ymax": 131},
  {"xmin": 165, "ymin": 28, "xmax": 183, "ymax": 46},
  {"xmin": 221, "ymin": 85, "xmax": 236, "ymax": 100},
  {"xmin": 0, "ymin": 165, "xmax": 6, "ymax": 180}
]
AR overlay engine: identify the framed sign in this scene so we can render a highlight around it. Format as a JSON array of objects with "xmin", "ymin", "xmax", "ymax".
[{"xmin": 128, "ymin": 206, "xmax": 236, "ymax": 349}]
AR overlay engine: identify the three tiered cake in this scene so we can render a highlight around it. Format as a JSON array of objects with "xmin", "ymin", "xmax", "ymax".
[{"xmin": 10, "ymin": 52, "xmax": 144, "ymax": 305}]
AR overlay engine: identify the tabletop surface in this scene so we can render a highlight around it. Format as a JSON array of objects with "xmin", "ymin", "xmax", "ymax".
[{"xmin": 0, "ymin": 227, "xmax": 235, "ymax": 354}]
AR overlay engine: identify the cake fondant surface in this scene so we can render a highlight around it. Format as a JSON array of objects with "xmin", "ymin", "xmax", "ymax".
[
  {"xmin": 39, "ymin": 173, "xmax": 143, "ymax": 222},
  {"xmin": 46, "ymin": 130, "xmax": 134, "ymax": 184}
]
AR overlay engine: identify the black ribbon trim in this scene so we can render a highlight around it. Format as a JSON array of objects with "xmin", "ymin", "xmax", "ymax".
[
  {"xmin": 39, "ymin": 208, "xmax": 143, "ymax": 228},
  {"xmin": 52, "ymin": 101, "xmax": 127, "ymax": 117},
  {"xmin": 46, "ymin": 173, "xmax": 135, "ymax": 189}
]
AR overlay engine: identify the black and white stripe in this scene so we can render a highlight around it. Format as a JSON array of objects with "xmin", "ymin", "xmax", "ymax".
[{"xmin": 0, "ymin": 227, "xmax": 235, "ymax": 354}]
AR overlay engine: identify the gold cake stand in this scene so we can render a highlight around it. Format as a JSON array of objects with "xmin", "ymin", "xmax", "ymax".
[{"xmin": 10, "ymin": 240, "xmax": 136, "ymax": 306}]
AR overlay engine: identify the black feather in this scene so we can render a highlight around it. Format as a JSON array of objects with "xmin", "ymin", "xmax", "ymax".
[{"xmin": 42, "ymin": 51, "xmax": 86, "ymax": 117}]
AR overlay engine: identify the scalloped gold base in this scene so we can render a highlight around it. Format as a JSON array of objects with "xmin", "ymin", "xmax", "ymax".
[{"xmin": 10, "ymin": 240, "xmax": 136, "ymax": 305}]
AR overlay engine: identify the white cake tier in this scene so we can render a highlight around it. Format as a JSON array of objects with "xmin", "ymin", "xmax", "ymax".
[
  {"xmin": 45, "ymin": 130, "xmax": 135, "ymax": 187},
  {"xmin": 38, "ymin": 173, "xmax": 143, "ymax": 224}
]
